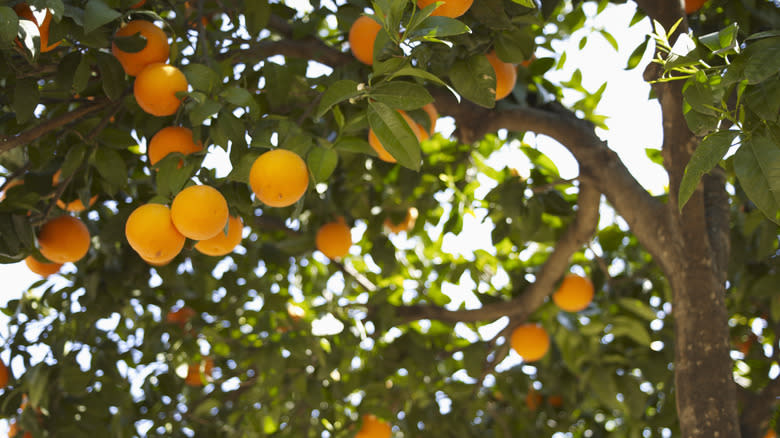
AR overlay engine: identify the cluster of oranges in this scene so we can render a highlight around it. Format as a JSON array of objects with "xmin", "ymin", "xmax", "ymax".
[{"xmin": 510, "ymin": 274, "xmax": 594, "ymax": 363}]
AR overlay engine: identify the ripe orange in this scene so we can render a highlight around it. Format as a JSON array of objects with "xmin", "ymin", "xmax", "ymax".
[
  {"xmin": 147, "ymin": 126, "xmax": 203, "ymax": 166},
  {"xmin": 24, "ymin": 255, "xmax": 62, "ymax": 277},
  {"xmin": 112, "ymin": 20, "xmax": 169, "ymax": 76},
  {"xmin": 486, "ymin": 51, "xmax": 517, "ymax": 101},
  {"xmin": 315, "ymin": 218, "xmax": 352, "ymax": 259},
  {"xmin": 552, "ymin": 274, "xmax": 594, "ymax": 312},
  {"xmin": 249, "ymin": 149, "xmax": 309, "ymax": 208},
  {"xmin": 510, "ymin": 323, "xmax": 550, "ymax": 362},
  {"xmin": 765, "ymin": 430, "xmax": 778, "ymax": 438},
  {"xmin": 171, "ymin": 185, "xmax": 229, "ymax": 240},
  {"xmin": 368, "ymin": 110, "xmax": 429, "ymax": 163},
  {"xmin": 417, "ymin": 0, "xmax": 474, "ymax": 18},
  {"xmin": 0, "ymin": 359, "xmax": 8, "ymax": 389},
  {"xmin": 166, "ymin": 306, "xmax": 196, "ymax": 327},
  {"xmin": 125, "ymin": 203, "xmax": 185, "ymax": 262},
  {"xmin": 52, "ymin": 170, "xmax": 98, "ymax": 212},
  {"xmin": 14, "ymin": 4, "xmax": 61, "ymax": 52},
  {"xmin": 548, "ymin": 394, "xmax": 563, "ymax": 408},
  {"xmin": 356, "ymin": 414, "xmax": 392, "ymax": 438},
  {"xmin": 134, "ymin": 63, "xmax": 188, "ymax": 116},
  {"xmin": 525, "ymin": 387, "xmax": 542, "ymax": 411},
  {"xmin": 185, "ymin": 357, "xmax": 214, "ymax": 386},
  {"xmin": 37, "ymin": 215, "xmax": 91, "ymax": 263},
  {"xmin": 349, "ymin": 15, "xmax": 382, "ymax": 65},
  {"xmin": 194, "ymin": 215, "xmax": 243, "ymax": 256},
  {"xmin": 685, "ymin": 0, "xmax": 707, "ymax": 14},
  {"xmin": 384, "ymin": 207, "xmax": 418, "ymax": 234},
  {"xmin": 421, "ymin": 103, "xmax": 438, "ymax": 135}
]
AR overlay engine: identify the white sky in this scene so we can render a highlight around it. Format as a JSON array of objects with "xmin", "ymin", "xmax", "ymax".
[{"xmin": 0, "ymin": 2, "xmax": 664, "ymax": 433}]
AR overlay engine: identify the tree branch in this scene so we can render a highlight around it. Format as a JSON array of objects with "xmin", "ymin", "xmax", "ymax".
[
  {"xmin": 0, "ymin": 101, "xmax": 111, "ymax": 154},
  {"xmin": 396, "ymin": 183, "xmax": 600, "ymax": 323}
]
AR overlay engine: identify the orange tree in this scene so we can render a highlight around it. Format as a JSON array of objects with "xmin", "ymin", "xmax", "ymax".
[{"xmin": 0, "ymin": 0, "xmax": 779, "ymax": 437}]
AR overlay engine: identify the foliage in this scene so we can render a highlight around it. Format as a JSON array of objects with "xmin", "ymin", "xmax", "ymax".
[{"xmin": 0, "ymin": 0, "xmax": 778, "ymax": 437}]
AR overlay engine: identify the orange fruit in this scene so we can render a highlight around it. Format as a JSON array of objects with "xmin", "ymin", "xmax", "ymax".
[
  {"xmin": 52, "ymin": 170, "xmax": 98, "ymax": 212},
  {"xmin": 7, "ymin": 421, "xmax": 32, "ymax": 438},
  {"xmin": 249, "ymin": 149, "xmax": 309, "ymax": 207},
  {"xmin": 421, "ymin": 103, "xmax": 438, "ymax": 135},
  {"xmin": 548, "ymin": 394, "xmax": 563, "ymax": 408},
  {"xmin": 0, "ymin": 359, "xmax": 8, "ymax": 389},
  {"xmin": 166, "ymin": 306, "xmax": 196, "ymax": 327},
  {"xmin": 125, "ymin": 203, "xmax": 185, "ymax": 262},
  {"xmin": 510, "ymin": 323, "xmax": 549, "ymax": 362},
  {"xmin": 134, "ymin": 63, "xmax": 188, "ymax": 116},
  {"xmin": 185, "ymin": 357, "xmax": 214, "ymax": 386},
  {"xmin": 349, "ymin": 15, "xmax": 382, "ymax": 65},
  {"xmin": 384, "ymin": 206, "xmax": 418, "ymax": 234},
  {"xmin": 147, "ymin": 126, "xmax": 203, "ymax": 166},
  {"xmin": 525, "ymin": 387, "xmax": 542, "ymax": 411},
  {"xmin": 37, "ymin": 215, "xmax": 91, "ymax": 263},
  {"xmin": 486, "ymin": 51, "xmax": 517, "ymax": 101},
  {"xmin": 141, "ymin": 254, "xmax": 176, "ymax": 266},
  {"xmin": 417, "ymin": 0, "xmax": 473, "ymax": 18},
  {"xmin": 316, "ymin": 218, "xmax": 352, "ymax": 259},
  {"xmin": 194, "ymin": 215, "xmax": 243, "ymax": 256},
  {"xmin": 112, "ymin": 20, "xmax": 169, "ymax": 76},
  {"xmin": 766, "ymin": 430, "xmax": 778, "ymax": 438},
  {"xmin": 356, "ymin": 414, "xmax": 392, "ymax": 438},
  {"xmin": 368, "ymin": 110, "xmax": 429, "ymax": 163},
  {"xmin": 171, "ymin": 185, "xmax": 229, "ymax": 240},
  {"xmin": 685, "ymin": 0, "xmax": 707, "ymax": 14},
  {"xmin": 24, "ymin": 255, "xmax": 62, "ymax": 277},
  {"xmin": 14, "ymin": 4, "xmax": 61, "ymax": 52},
  {"xmin": 552, "ymin": 274, "xmax": 594, "ymax": 312}
]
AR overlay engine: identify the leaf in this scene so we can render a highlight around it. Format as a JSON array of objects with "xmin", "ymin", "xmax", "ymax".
[
  {"xmin": 220, "ymin": 86, "xmax": 254, "ymax": 107},
  {"xmin": 73, "ymin": 52, "xmax": 92, "ymax": 94},
  {"xmin": 743, "ymin": 75, "xmax": 780, "ymax": 122},
  {"xmin": 367, "ymin": 100, "xmax": 421, "ymax": 170},
  {"xmin": 315, "ymin": 80, "xmax": 361, "ymax": 120},
  {"xmin": 95, "ymin": 52, "xmax": 125, "ymax": 101},
  {"xmin": 13, "ymin": 78, "xmax": 39, "ymax": 124},
  {"xmin": 449, "ymin": 55, "xmax": 496, "ymax": 108},
  {"xmin": 189, "ymin": 99, "xmax": 221, "ymax": 126},
  {"xmin": 183, "ymin": 63, "xmax": 220, "ymax": 93},
  {"xmin": 610, "ymin": 316, "xmax": 652, "ymax": 346},
  {"xmin": 84, "ymin": 0, "xmax": 121, "ymax": 34},
  {"xmin": 112, "ymin": 32, "xmax": 148, "ymax": 53},
  {"xmin": 387, "ymin": 66, "xmax": 448, "ymax": 87},
  {"xmin": 741, "ymin": 36, "xmax": 780, "ymax": 84},
  {"xmin": 406, "ymin": 16, "xmax": 469, "ymax": 39},
  {"xmin": 512, "ymin": 0, "xmax": 536, "ymax": 7},
  {"xmin": 307, "ymin": 147, "xmax": 339, "ymax": 183},
  {"xmin": 678, "ymin": 130, "xmax": 738, "ymax": 211},
  {"xmin": 698, "ymin": 22, "xmax": 739, "ymax": 55},
  {"xmin": 245, "ymin": 0, "xmax": 270, "ymax": 35},
  {"xmin": 617, "ymin": 298, "xmax": 658, "ymax": 321},
  {"xmin": 60, "ymin": 143, "xmax": 89, "ymax": 178},
  {"xmin": 92, "ymin": 148, "xmax": 127, "ymax": 187},
  {"xmin": 625, "ymin": 36, "xmax": 649, "ymax": 70},
  {"xmin": 734, "ymin": 132, "xmax": 780, "ymax": 222},
  {"xmin": 598, "ymin": 29, "xmax": 618, "ymax": 51},
  {"xmin": 155, "ymin": 154, "xmax": 199, "ymax": 198},
  {"xmin": 368, "ymin": 81, "xmax": 433, "ymax": 110},
  {"xmin": 494, "ymin": 27, "xmax": 535, "ymax": 63},
  {"xmin": 0, "ymin": 6, "xmax": 18, "ymax": 43}
]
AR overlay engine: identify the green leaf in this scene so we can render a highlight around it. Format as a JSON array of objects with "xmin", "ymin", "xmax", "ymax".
[
  {"xmin": 611, "ymin": 316, "xmax": 652, "ymax": 346},
  {"xmin": 449, "ymin": 55, "xmax": 496, "ymax": 108},
  {"xmin": 95, "ymin": 52, "xmax": 125, "ymax": 101},
  {"xmin": 512, "ymin": 0, "xmax": 536, "ymax": 7},
  {"xmin": 0, "ymin": 6, "xmax": 19, "ymax": 43},
  {"xmin": 315, "ymin": 80, "xmax": 361, "ymax": 120},
  {"xmin": 84, "ymin": 0, "xmax": 121, "ymax": 34},
  {"xmin": 617, "ymin": 298, "xmax": 658, "ymax": 321},
  {"xmin": 406, "ymin": 16, "xmax": 469, "ymax": 39},
  {"xmin": 626, "ymin": 36, "xmax": 649, "ymax": 70},
  {"xmin": 189, "ymin": 99, "xmax": 222, "ymax": 126},
  {"xmin": 155, "ymin": 154, "xmax": 200, "ymax": 198},
  {"xmin": 220, "ymin": 86, "xmax": 254, "ymax": 107},
  {"xmin": 741, "ymin": 36, "xmax": 780, "ymax": 84},
  {"xmin": 368, "ymin": 81, "xmax": 433, "ymax": 110},
  {"xmin": 367, "ymin": 100, "xmax": 421, "ymax": 170},
  {"xmin": 698, "ymin": 22, "xmax": 739, "ymax": 55},
  {"xmin": 14, "ymin": 78, "xmax": 39, "ymax": 124},
  {"xmin": 245, "ymin": 0, "xmax": 270, "ymax": 35},
  {"xmin": 307, "ymin": 147, "xmax": 339, "ymax": 184},
  {"xmin": 599, "ymin": 29, "xmax": 618, "ymax": 51},
  {"xmin": 60, "ymin": 143, "xmax": 90, "ymax": 178},
  {"xmin": 743, "ymin": 76, "xmax": 780, "ymax": 122},
  {"xmin": 183, "ymin": 63, "xmax": 220, "ymax": 93},
  {"xmin": 92, "ymin": 148, "xmax": 127, "ymax": 187},
  {"xmin": 112, "ymin": 32, "xmax": 147, "ymax": 53},
  {"xmin": 387, "ymin": 66, "xmax": 448, "ymax": 87},
  {"xmin": 333, "ymin": 136, "xmax": 373, "ymax": 154},
  {"xmin": 57, "ymin": 52, "xmax": 82, "ymax": 92},
  {"xmin": 678, "ymin": 130, "xmax": 738, "ymax": 211},
  {"xmin": 494, "ymin": 27, "xmax": 535, "ymax": 63},
  {"xmin": 73, "ymin": 52, "xmax": 92, "ymax": 94},
  {"xmin": 734, "ymin": 132, "xmax": 780, "ymax": 222}
]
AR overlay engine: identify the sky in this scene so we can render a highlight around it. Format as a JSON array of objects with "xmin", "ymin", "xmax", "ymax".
[{"xmin": 0, "ymin": 1, "xmax": 665, "ymax": 434}]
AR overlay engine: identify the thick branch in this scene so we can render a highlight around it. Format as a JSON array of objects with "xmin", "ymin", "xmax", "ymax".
[
  {"xmin": 703, "ymin": 168, "xmax": 730, "ymax": 284},
  {"xmin": 0, "ymin": 101, "xmax": 110, "ymax": 154},
  {"xmin": 396, "ymin": 183, "xmax": 600, "ymax": 323}
]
